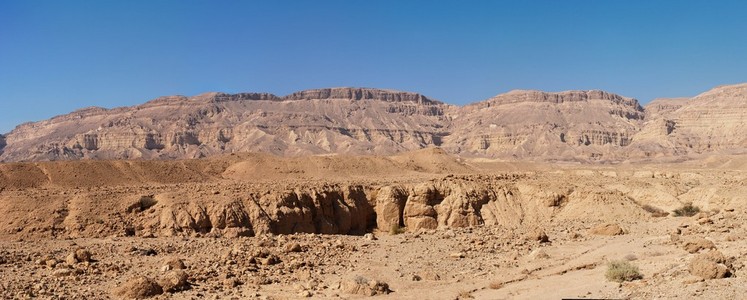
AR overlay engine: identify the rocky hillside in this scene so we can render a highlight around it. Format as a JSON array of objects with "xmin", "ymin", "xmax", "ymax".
[
  {"xmin": 1, "ymin": 84, "xmax": 745, "ymax": 162},
  {"xmin": 0, "ymin": 134, "xmax": 5, "ymax": 156}
]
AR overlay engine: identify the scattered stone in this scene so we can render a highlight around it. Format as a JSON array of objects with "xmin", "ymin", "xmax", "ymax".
[
  {"xmin": 284, "ymin": 243, "xmax": 303, "ymax": 253},
  {"xmin": 45, "ymin": 259, "xmax": 58, "ymax": 269},
  {"xmin": 65, "ymin": 253, "xmax": 78, "ymax": 265},
  {"xmin": 112, "ymin": 276, "xmax": 163, "ymax": 299},
  {"xmin": 527, "ymin": 228, "xmax": 550, "ymax": 243},
  {"xmin": 364, "ymin": 233, "xmax": 377, "ymax": 241},
  {"xmin": 161, "ymin": 257, "xmax": 186, "ymax": 271},
  {"xmin": 528, "ymin": 249, "xmax": 550, "ymax": 260},
  {"xmin": 224, "ymin": 277, "xmax": 241, "ymax": 289},
  {"xmin": 450, "ymin": 252, "xmax": 466, "ymax": 259},
  {"xmin": 682, "ymin": 237, "xmax": 716, "ymax": 254},
  {"xmin": 689, "ymin": 250, "xmax": 732, "ymax": 279},
  {"xmin": 259, "ymin": 255, "xmax": 280, "ymax": 265},
  {"xmin": 298, "ymin": 290, "xmax": 312, "ymax": 297},
  {"xmin": 589, "ymin": 223, "xmax": 625, "ymax": 236},
  {"xmin": 158, "ymin": 270, "xmax": 190, "ymax": 293},
  {"xmin": 53, "ymin": 269, "xmax": 73, "ymax": 277},
  {"xmin": 342, "ymin": 276, "xmax": 392, "ymax": 296},
  {"xmin": 75, "ymin": 248, "xmax": 93, "ymax": 262}
]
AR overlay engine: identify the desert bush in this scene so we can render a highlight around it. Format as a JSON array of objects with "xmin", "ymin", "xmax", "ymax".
[
  {"xmin": 458, "ymin": 290, "xmax": 474, "ymax": 299},
  {"xmin": 488, "ymin": 280, "xmax": 503, "ymax": 289},
  {"xmin": 389, "ymin": 224, "xmax": 405, "ymax": 235},
  {"xmin": 673, "ymin": 203, "xmax": 700, "ymax": 217},
  {"xmin": 642, "ymin": 204, "xmax": 669, "ymax": 217},
  {"xmin": 605, "ymin": 260, "xmax": 642, "ymax": 282}
]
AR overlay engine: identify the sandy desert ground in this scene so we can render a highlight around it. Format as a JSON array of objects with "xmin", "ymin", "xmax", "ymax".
[{"xmin": 1, "ymin": 149, "xmax": 747, "ymax": 299}]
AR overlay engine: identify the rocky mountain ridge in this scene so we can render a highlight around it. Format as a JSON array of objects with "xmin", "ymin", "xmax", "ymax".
[{"xmin": 1, "ymin": 84, "xmax": 745, "ymax": 162}]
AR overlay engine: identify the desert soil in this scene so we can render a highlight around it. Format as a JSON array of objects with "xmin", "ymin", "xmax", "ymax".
[{"xmin": 1, "ymin": 150, "xmax": 747, "ymax": 299}]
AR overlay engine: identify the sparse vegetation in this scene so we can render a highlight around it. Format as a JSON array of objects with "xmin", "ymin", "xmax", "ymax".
[
  {"xmin": 605, "ymin": 260, "xmax": 643, "ymax": 282},
  {"xmin": 488, "ymin": 281, "xmax": 503, "ymax": 289},
  {"xmin": 389, "ymin": 224, "xmax": 406, "ymax": 235},
  {"xmin": 642, "ymin": 204, "xmax": 670, "ymax": 217},
  {"xmin": 457, "ymin": 290, "xmax": 474, "ymax": 299},
  {"xmin": 673, "ymin": 203, "xmax": 701, "ymax": 217}
]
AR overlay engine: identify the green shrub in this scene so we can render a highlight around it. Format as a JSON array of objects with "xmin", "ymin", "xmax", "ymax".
[
  {"xmin": 605, "ymin": 260, "xmax": 642, "ymax": 282},
  {"xmin": 673, "ymin": 203, "xmax": 700, "ymax": 217}
]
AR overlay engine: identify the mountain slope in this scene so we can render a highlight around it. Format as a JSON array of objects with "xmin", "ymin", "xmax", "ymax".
[
  {"xmin": 632, "ymin": 83, "xmax": 747, "ymax": 156},
  {"xmin": 444, "ymin": 90, "xmax": 644, "ymax": 161},
  {"xmin": 1, "ymin": 83, "xmax": 745, "ymax": 162},
  {"xmin": 0, "ymin": 88, "xmax": 452, "ymax": 161}
]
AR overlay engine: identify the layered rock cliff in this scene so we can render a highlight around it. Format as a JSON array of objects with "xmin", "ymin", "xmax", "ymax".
[
  {"xmin": 1, "ymin": 83, "xmax": 745, "ymax": 162},
  {"xmin": 443, "ymin": 90, "xmax": 645, "ymax": 161},
  {"xmin": 0, "ymin": 88, "xmax": 452, "ymax": 161},
  {"xmin": 631, "ymin": 84, "xmax": 747, "ymax": 156}
]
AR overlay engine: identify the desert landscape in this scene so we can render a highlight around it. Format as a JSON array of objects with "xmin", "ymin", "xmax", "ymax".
[{"xmin": 1, "ymin": 83, "xmax": 746, "ymax": 299}]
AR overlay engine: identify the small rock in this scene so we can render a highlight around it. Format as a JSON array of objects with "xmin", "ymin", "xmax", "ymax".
[
  {"xmin": 53, "ymin": 269, "xmax": 73, "ymax": 277},
  {"xmin": 74, "ymin": 248, "xmax": 93, "ymax": 262},
  {"xmin": 342, "ymin": 277, "xmax": 392, "ymax": 296},
  {"xmin": 112, "ymin": 276, "xmax": 163, "ymax": 299},
  {"xmin": 364, "ymin": 233, "xmax": 377, "ymax": 241},
  {"xmin": 224, "ymin": 278, "xmax": 241, "ymax": 289},
  {"xmin": 682, "ymin": 237, "xmax": 716, "ymax": 254},
  {"xmin": 65, "ymin": 253, "xmax": 78, "ymax": 265},
  {"xmin": 689, "ymin": 250, "xmax": 732, "ymax": 279},
  {"xmin": 161, "ymin": 257, "xmax": 186, "ymax": 271},
  {"xmin": 589, "ymin": 223, "xmax": 625, "ymax": 236},
  {"xmin": 450, "ymin": 252, "xmax": 466, "ymax": 259},
  {"xmin": 528, "ymin": 228, "xmax": 550, "ymax": 243},
  {"xmin": 284, "ymin": 243, "xmax": 303, "ymax": 253},
  {"xmin": 45, "ymin": 259, "xmax": 58, "ymax": 268},
  {"xmin": 159, "ymin": 270, "xmax": 190, "ymax": 293}
]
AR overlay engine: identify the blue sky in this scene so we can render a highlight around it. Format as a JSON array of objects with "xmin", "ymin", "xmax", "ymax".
[{"xmin": 1, "ymin": 1, "xmax": 746, "ymax": 133}]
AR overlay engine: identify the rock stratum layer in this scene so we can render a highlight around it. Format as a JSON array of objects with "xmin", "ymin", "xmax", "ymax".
[{"xmin": 1, "ymin": 84, "xmax": 746, "ymax": 162}]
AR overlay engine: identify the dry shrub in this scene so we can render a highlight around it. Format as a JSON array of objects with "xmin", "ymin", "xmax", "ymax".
[
  {"xmin": 389, "ymin": 224, "xmax": 405, "ymax": 235},
  {"xmin": 642, "ymin": 204, "xmax": 669, "ymax": 217},
  {"xmin": 673, "ymin": 203, "xmax": 700, "ymax": 217},
  {"xmin": 605, "ymin": 260, "xmax": 642, "ymax": 282},
  {"xmin": 488, "ymin": 281, "xmax": 503, "ymax": 289},
  {"xmin": 458, "ymin": 290, "xmax": 474, "ymax": 299}
]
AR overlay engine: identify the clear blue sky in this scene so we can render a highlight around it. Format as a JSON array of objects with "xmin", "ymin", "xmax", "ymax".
[{"xmin": 1, "ymin": 1, "xmax": 746, "ymax": 133}]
